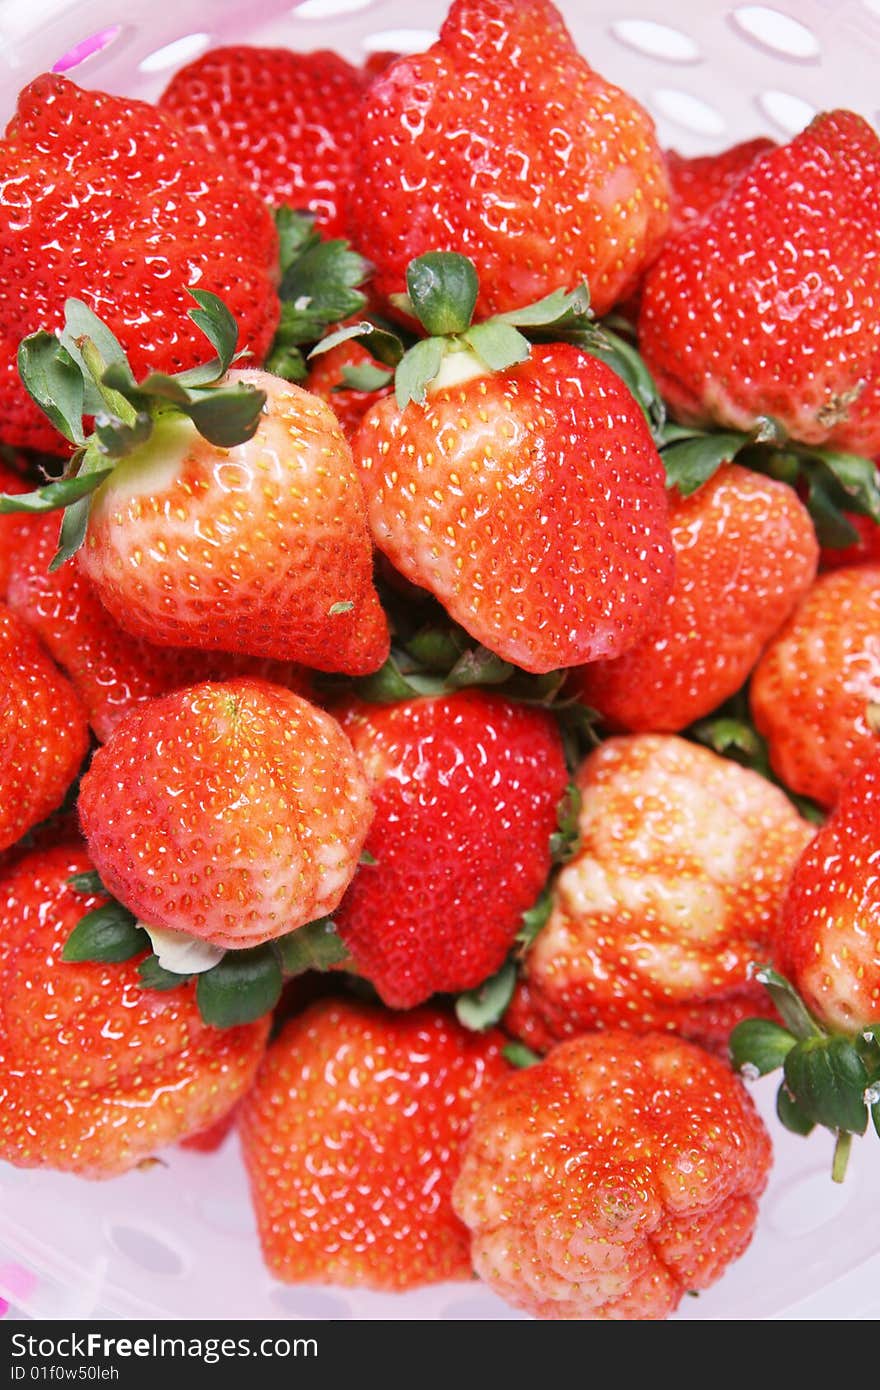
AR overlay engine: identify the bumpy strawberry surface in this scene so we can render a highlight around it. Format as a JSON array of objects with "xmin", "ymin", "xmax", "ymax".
[
  {"xmin": 514, "ymin": 736, "xmax": 813, "ymax": 1051},
  {"xmin": 0, "ymin": 604, "xmax": 89, "ymax": 853},
  {"xmin": 7, "ymin": 513, "xmax": 311, "ymax": 741},
  {"xmin": 0, "ymin": 842, "xmax": 269, "ymax": 1177},
  {"xmin": 239, "ymin": 1000, "xmax": 509, "ymax": 1288},
  {"xmin": 79, "ymin": 369, "xmax": 389, "ymax": 673},
  {"xmin": 0, "ymin": 74, "xmax": 279, "ymax": 453},
  {"xmin": 350, "ymin": 0, "xmax": 669, "ymax": 319},
  {"xmin": 778, "ymin": 754, "xmax": 880, "ymax": 1032},
  {"xmin": 333, "ymin": 692, "xmax": 567, "ymax": 1007},
  {"xmin": 665, "ymin": 138, "xmax": 775, "ymax": 237},
  {"xmin": 640, "ymin": 111, "xmax": 880, "ymax": 445},
  {"xmin": 78, "ymin": 679, "xmax": 373, "ymax": 949},
  {"xmin": 354, "ymin": 344, "xmax": 674, "ymax": 673},
  {"xmin": 750, "ymin": 565, "xmax": 880, "ymax": 807},
  {"xmin": 160, "ymin": 46, "xmax": 366, "ymax": 238},
  {"xmin": 452, "ymin": 1030, "xmax": 771, "ymax": 1319},
  {"xmin": 573, "ymin": 466, "xmax": 818, "ymax": 731}
]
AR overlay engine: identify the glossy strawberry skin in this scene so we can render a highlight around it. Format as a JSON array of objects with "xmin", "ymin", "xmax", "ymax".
[
  {"xmin": 0, "ymin": 74, "xmax": 280, "ymax": 453},
  {"xmin": 7, "ymin": 512, "xmax": 311, "ymax": 742},
  {"xmin": 79, "ymin": 369, "xmax": 389, "ymax": 675},
  {"xmin": 452, "ymin": 1030, "xmax": 771, "ymax": 1320},
  {"xmin": 78, "ymin": 678, "xmax": 373, "ymax": 950},
  {"xmin": 779, "ymin": 754, "xmax": 880, "ymax": 1032},
  {"xmin": 514, "ymin": 735, "xmax": 813, "ymax": 1052},
  {"xmin": 750, "ymin": 565, "xmax": 880, "ymax": 807},
  {"xmin": 239, "ymin": 1000, "xmax": 509, "ymax": 1289},
  {"xmin": 333, "ymin": 691, "xmax": 568, "ymax": 1008},
  {"xmin": 572, "ymin": 466, "xmax": 818, "ymax": 732},
  {"xmin": 354, "ymin": 344, "xmax": 674, "ymax": 674},
  {"xmin": 640, "ymin": 112, "xmax": 880, "ymax": 446},
  {"xmin": 665, "ymin": 138, "xmax": 776, "ymax": 237},
  {"xmin": 160, "ymin": 47, "xmax": 366, "ymax": 239},
  {"xmin": 0, "ymin": 842, "xmax": 269, "ymax": 1177},
  {"xmin": 0, "ymin": 604, "xmax": 89, "ymax": 854},
  {"xmin": 350, "ymin": 0, "xmax": 669, "ymax": 320}
]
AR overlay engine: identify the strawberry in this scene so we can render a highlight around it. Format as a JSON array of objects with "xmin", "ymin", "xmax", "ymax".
[
  {"xmin": 239, "ymin": 999, "xmax": 509, "ymax": 1288},
  {"xmin": 665, "ymin": 138, "xmax": 776, "ymax": 237},
  {"xmin": 820, "ymin": 510, "xmax": 880, "ymax": 570},
  {"xmin": 514, "ymin": 735, "xmax": 813, "ymax": 1053},
  {"xmin": 0, "ymin": 604, "xmax": 89, "ymax": 853},
  {"xmin": 6, "ymin": 299, "xmax": 389, "ymax": 675},
  {"xmin": 452, "ymin": 1030, "xmax": 771, "ymax": 1319},
  {"xmin": 349, "ymin": 0, "xmax": 669, "ymax": 319},
  {"xmin": 750, "ymin": 566, "xmax": 880, "ymax": 807},
  {"xmin": 639, "ymin": 111, "xmax": 880, "ymax": 446},
  {"xmin": 305, "ymin": 335, "xmax": 392, "ymax": 440},
  {"xmin": 6, "ymin": 511, "xmax": 311, "ymax": 742},
  {"xmin": 159, "ymin": 47, "xmax": 367, "ymax": 238},
  {"xmin": 179, "ymin": 1110, "xmax": 237, "ymax": 1154},
  {"xmin": 332, "ymin": 691, "xmax": 568, "ymax": 1008},
  {"xmin": 78, "ymin": 678, "xmax": 373, "ymax": 950},
  {"xmin": 731, "ymin": 754, "xmax": 880, "ymax": 1180},
  {"xmin": 349, "ymin": 256, "xmax": 674, "ymax": 674},
  {"xmin": 779, "ymin": 756, "xmax": 880, "ymax": 1034},
  {"xmin": 0, "ymin": 73, "xmax": 279, "ymax": 453},
  {"xmin": 572, "ymin": 466, "xmax": 818, "ymax": 732},
  {"xmin": 0, "ymin": 841, "xmax": 268, "ymax": 1177},
  {"xmin": 0, "ymin": 463, "xmax": 28, "ymax": 598}
]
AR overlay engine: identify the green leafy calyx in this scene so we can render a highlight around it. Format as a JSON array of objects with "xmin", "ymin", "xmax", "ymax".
[
  {"xmin": 6, "ymin": 292, "xmax": 266, "ymax": 566},
  {"xmin": 731, "ymin": 965, "xmax": 880, "ymax": 1182}
]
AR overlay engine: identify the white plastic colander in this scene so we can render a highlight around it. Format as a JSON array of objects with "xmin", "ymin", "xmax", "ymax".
[{"xmin": 1, "ymin": 0, "xmax": 879, "ymax": 1322}]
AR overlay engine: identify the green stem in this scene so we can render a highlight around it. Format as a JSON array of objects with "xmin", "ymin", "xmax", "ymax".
[
  {"xmin": 77, "ymin": 335, "xmax": 139, "ymax": 426},
  {"xmin": 832, "ymin": 1130, "xmax": 852, "ymax": 1183}
]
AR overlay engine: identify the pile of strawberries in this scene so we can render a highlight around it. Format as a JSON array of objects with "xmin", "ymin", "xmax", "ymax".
[{"xmin": 2, "ymin": 0, "xmax": 880, "ymax": 1322}]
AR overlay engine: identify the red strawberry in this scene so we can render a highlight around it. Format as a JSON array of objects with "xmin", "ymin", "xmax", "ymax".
[
  {"xmin": 239, "ymin": 999, "xmax": 509, "ymax": 1288},
  {"xmin": 750, "ymin": 566, "xmax": 880, "ymax": 807},
  {"xmin": 179, "ymin": 1110, "xmax": 237, "ymax": 1154},
  {"xmin": 15, "ymin": 335, "xmax": 389, "ymax": 673},
  {"xmin": 78, "ymin": 678, "xmax": 373, "ymax": 950},
  {"xmin": 514, "ymin": 735, "xmax": 813, "ymax": 1053},
  {"xmin": 349, "ymin": 0, "xmax": 669, "ymax": 319},
  {"xmin": 7, "ymin": 512, "xmax": 312, "ymax": 741},
  {"xmin": 0, "ymin": 73, "xmax": 279, "ymax": 453},
  {"xmin": 820, "ymin": 510, "xmax": 880, "ymax": 571},
  {"xmin": 779, "ymin": 754, "xmax": 880, "ymax": 1033},
  {"xmin": 306, "ymin": 336, "xmax": 392, "ymax": 440},
  {"xmin": 0, "ymin": 840, "xmax": 268, "ymax": 1177},
  {"xmin": 665, "ymin": 138, "xmax": 776, "ymax": 237},
  {"xmin": 639, "ymin": 112, "xmax": 880, "ymax": 446},
  {"xmin": 0, "ymin": 604, "xmax": 89, "ymax": 853},
  {"xmin": 354, "ymin": 341, "xmax": 674, "ymax": 674},
  {"xmin": 452, "ymin": 1030, "xmax": 771, "ymax": 1319},
  {"xmin": 160, "ymin": 47, "xmax": 367, "ymax": 238},
  {"xmin": 333, "ymin": 691, "xmax": 568, "ymax": 1008},
  {"xmin": 572, "ymin": 466, "xmax": 818, "ymax": 732}
]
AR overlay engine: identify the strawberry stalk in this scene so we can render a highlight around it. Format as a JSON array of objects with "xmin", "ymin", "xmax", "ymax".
[{"xmin": 731, "ymin": 966, "xmax": 880, "ymax": 1181}]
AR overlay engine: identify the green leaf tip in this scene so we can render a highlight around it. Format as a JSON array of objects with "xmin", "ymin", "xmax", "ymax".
[
  {"xmin": 62, "ymin": 902, "xmax": 148, "ymax": 964},
  {"xmin": 455, "ymin": 958, "xmax": 517, "ymax": 1032},
  {"xmin": 195, "ymin": 944, "xmax": 283, "ymax": 1028},
  {"xmin": 406, "ymin": 253, "xmax": 479, "ymax": 337}
]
